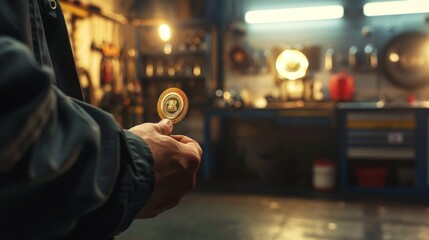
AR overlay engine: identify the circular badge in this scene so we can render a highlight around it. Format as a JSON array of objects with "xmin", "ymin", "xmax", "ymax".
[{"xmin": 157, "ymin": 88, "xmax": 189, "ymax": 123}]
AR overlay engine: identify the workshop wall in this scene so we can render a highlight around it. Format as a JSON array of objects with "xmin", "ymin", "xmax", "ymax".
[
  {"xmin": 220, "ymin": 0, "xmax": 429, "ymax": 104},
  {"xmin": 63, "ymin": 0, "xmax": 132, "ymax": 100}
]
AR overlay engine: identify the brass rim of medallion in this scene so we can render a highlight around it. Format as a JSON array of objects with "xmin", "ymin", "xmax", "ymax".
[{"xmin": 157, "ymin": 88, "xmax": 189, "ymax": 124}]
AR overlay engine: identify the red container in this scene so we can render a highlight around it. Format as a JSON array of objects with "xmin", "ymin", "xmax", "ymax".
[
  {"xmin": 329, "ymin": 72, "xmax": 355, "ymax": 101},
  {"xmin": 356, "ymin": 166, "xmax": 388, "ymax": 188}
]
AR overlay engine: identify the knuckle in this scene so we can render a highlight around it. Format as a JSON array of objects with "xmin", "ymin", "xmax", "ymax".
[
  {"xmin": 158, "ymin": 135, "xmax": 169, "ymax": 145},
  {"xmin": 158, "ymin": 125, "xmax": 168, "ymax": 135},
  {"xmin": 153, "ymin": 124, "xmax": 162, "ymax": 133},
  {"xmin": 187, "ymin": 153, "xmax": 201, "ymax": 170}
]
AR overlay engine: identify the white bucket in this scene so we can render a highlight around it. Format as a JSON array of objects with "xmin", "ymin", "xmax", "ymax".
[{"xmin": 313, "ymin": 160, "xmax": 336, "ymax": 191}]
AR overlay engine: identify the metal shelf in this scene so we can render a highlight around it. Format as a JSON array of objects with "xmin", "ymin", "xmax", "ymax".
[{"xmin": 60, "ymin": 0, "xmax": 165, "ymax": 26}]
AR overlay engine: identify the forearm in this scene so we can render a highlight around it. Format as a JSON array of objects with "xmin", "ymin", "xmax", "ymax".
[
  {"xmin": 0, "ymin": 37, "xmax": 155, "ymax": 239},
  {"xmin": 69, "ymin": 103, "xmax": 155, "ymax": 239}
]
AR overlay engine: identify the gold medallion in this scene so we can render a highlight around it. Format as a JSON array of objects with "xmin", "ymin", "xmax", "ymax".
[{"xmin": 157, "ymin": 88, "xmax": 189, "ymax": 123}]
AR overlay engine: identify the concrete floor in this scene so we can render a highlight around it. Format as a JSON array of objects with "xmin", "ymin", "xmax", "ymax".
[{"xmin": 117, "ymin": 193, "xmax": 429, "ymax": 240}]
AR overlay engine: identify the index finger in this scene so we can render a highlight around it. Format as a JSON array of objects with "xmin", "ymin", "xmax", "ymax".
[{"xmin": 171, "ymin": 135, "xmax": 203, "ymax": 157}]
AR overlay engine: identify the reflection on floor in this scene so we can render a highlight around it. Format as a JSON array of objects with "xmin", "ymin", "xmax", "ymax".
[{"xmin": 117, "ymin": 193, "xmax": 429, "ymax": 240}]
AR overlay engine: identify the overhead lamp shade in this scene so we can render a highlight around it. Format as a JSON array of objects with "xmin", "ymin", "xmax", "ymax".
[{"xmin": 275, "ymin": 49, "xmax": 309, "ymax": 80}]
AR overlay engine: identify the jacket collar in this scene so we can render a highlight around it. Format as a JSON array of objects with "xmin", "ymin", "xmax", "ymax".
[{"xmin": 37, "ymin": 0, "xmax": 83, "ymax": 100}]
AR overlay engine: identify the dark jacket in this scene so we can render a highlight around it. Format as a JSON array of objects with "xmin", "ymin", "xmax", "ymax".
[{"xmin": 0, "ymin": 0, "xmax": 154, "ymax": 239}]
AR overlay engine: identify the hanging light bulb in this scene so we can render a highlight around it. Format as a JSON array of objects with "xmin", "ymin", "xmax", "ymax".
[{"xmin": 159, "ymin": 23, "xmax": 171, "ymax": 42}]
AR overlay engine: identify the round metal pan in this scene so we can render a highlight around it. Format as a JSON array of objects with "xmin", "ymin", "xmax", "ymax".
[{"xmin": 381, "ymin": 31, "xmax": 429, "ymax": 90}]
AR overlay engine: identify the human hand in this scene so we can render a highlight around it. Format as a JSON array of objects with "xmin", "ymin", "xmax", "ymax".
[{"xmin": 129, "ymin": 119, "xmax": 202, "ymax": 218}]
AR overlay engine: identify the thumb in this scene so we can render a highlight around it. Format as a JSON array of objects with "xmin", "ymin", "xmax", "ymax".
[{"xmin": 157, "ymin": 119, "xmax": 173, "ymax": 135}]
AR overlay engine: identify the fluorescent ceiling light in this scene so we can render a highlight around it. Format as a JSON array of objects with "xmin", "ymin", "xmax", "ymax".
[
  {"xmin": 364, "ymin": 0, "xmax": 429, "ymax": 17},
  {"xmin": 245, "ymin": 5, "xmax": 344, "ymax": 24}
]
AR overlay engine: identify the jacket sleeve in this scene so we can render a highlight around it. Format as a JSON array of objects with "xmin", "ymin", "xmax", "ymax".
[{"xmin": 0, "ymin": 37, "xmax": 154, "ymax": 239}]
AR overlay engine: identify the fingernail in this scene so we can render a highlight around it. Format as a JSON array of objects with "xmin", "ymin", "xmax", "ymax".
[{"xmin": 160, "ymin": 118, "xmax": 172, "ymax": 126}]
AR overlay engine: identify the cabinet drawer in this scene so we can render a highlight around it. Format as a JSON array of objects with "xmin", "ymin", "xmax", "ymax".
[
  {"xmin": 347, "ymin": 130, "xmax": 415, "ymax": 147},
  {"xmin": 346, "ymin": 112, "xmax": 415, "ymax": 129}
]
